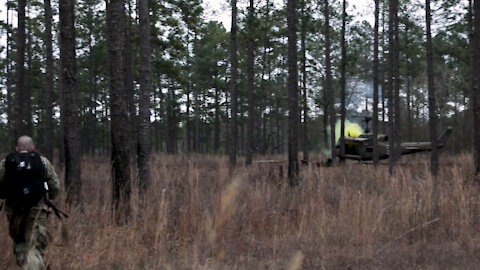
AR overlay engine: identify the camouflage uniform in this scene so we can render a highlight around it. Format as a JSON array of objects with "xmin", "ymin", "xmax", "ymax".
[{"xmin": 0, "ymin": 151, "xmax": 60, "ymax": 270}]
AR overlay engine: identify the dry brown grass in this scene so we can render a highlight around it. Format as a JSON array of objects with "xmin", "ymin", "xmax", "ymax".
[{"xmin": 1, "ymin": 153, "xmax": 480, "ymax": 269}]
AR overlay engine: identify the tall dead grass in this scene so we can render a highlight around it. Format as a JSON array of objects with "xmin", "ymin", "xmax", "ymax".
[{"xmin": 1, "ymin": 153, "xmax": 479, "ymax": 269}]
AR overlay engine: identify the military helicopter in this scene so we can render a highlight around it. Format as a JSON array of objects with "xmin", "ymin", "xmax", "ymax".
[{"xmin": 335, "ymin": 116, "xmax": 452, "ymax": 161}]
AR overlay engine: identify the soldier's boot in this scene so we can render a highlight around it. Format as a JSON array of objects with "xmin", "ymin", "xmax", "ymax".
[
  {"xmin": 14, "ymin": 243, "xmax": 28, "ymax": 267},
  {"xmin": 23, "ymin": 248, "xmax": 46, "ymax": 270},
  {"xmin": 20, "ymin": 209, "xmax": 48, "ymax": 270}
]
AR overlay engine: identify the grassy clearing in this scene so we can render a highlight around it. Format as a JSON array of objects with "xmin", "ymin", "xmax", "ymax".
[{"xmin": 1, "ymin": 154, "xmax": 479, "ymax": 269}]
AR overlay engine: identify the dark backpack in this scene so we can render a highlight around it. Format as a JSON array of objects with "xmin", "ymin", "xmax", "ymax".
[{"xmin": 2, "ymin": 151, "xmax": 46, "ymax": 210}]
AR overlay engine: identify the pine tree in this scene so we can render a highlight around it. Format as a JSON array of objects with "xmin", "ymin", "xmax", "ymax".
[
  {"xmin": 388, "ymin": 0, "xmax": 396, "ymax": 173},
  {"xmin": 426, "ymin": 0, "xmax": 438, "ymax": 176},
  {"xmin": 125, "ymin": 1, "xmax": 136, "ymax": 155},
  {"xmin": 405, "ymin": 16, "xmax": 412, "ymax": 141},
  {"xmin": 373, "ymin": 0, "xmax": 380, "ymax": 165},
  {"xmin": 471, "ymin": 0, "xmax": 480, "ymax": 177},
  {"xmin": 6, "ymin": 2, "xmax": 12, "ymax": 139},
  {"xmin": 137, "ymin": 0, "xmax": 151, "ymax": 192},
  {"xmin": 107, "ymin": 0, "xmax": 131, "ymax": 224},
  {"xmin": 59, "ymin": 0, "xmax": 82, "ymax": 203},
  {"xmin": 24, "ymin": 1, "xmax": 32, "ymax": 136},
  {"xmin": 287, "ymin": 0, "xmax": 299, "ymax": 183},
  {"xmin": 393, "ymin": 0, "xmax": 401, "ymax": 164},
  {"xmin": 324, "ymin": 0, "xmax": 336, "ymax": 165},
  {"xmin": 229, "ymin": 0, "xmax": 238, "ymax": 168},
  {"xmin": 339, "ymin": 0, "xmax": 347, "ymax": 163},
  {"xmin": 43, "ymin": 0, "xmax": 54, "ymax": 161},
  {"xmin": 14, "ymin": 0, "xmax": 27, "ymax": 138},
  {"xmin": 245, "ymin": 0, "xmax": 255, "ymax": 166},
  {"xmin": 301, "ymin": 0, "xmax": 309, "ymax": 164}
]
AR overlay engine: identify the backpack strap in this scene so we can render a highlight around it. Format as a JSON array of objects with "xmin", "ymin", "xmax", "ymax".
[{"xmin": 30, "ymin": 152, "xmax": 46, "ymax": 180}]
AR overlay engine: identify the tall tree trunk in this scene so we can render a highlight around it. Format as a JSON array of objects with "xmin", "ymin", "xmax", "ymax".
[
  {"xmin": 301, "ymin": 0, "xmax": 309, "ymax": 164},
  {"xmin": 153, "ymin": 83, "xmax": 160, "ymax": 151},
  {"xmin": 229, "ymin": 0, "xmax": 238, "ymax": 168},
  {"xmin": 225, "ymin": 90, "xmax": 230, "ymax": 154},
  {"xmin": 339, "ymin": 0, "xmax": 347, "ymax": 163},
  {"xmin": 269, "ymin": 98, "xmax": 274, "ymax": 155},
  {"xmin": 324, "ymin": 0, "xmax": 336, "ymax": 165},
  {"xmin": 169, "ymin": 86, "xmax": 177, "ymax": 154},
  {"xmin": 58, "ymin": 123, "xmax": 65, "ymax": 165},
  {"xmin": 276, "ymin": 98, "xmax": 281, "ymax": 154},
  {"xmin": 25, "ymin": 3, "xmax": 32, "ymax": 136},
  {"xmin": 426, "ymin": 0, "xmax": 439, "ymax": 215},
  {"xmin": 107, "ymin": 0, "xmax": 131, "ymax": 224},
  {"xmin": 186, "ymin": 40, "xmax": 192, "ymax": 153},
  {"xmin": 186, "ymin": 90, "xmax": 192, "ymax": 152},
  {"xmin": 193, "ymin": 33, "xmax": 200, "ymax": 153},
  {"xmin": 137, "ymin": 0, "xmax": 151, "ymax": 193},
  {"xmin": 6, "ymin": 4, "xmax": 12, "ymax": 140},
  {"xmin": 246, "ymin": 0, "xmax": 255, "ymax": 166},
  {"xmin": 87, "ymin": 12, "xmax": 98, "ymax": 156},
  {"xmin": 240, "ymin": 110, "xmax": 244, "ymax": 154},
  {"xmin": 160, "ymin": 89, "xmax": 171, "ymax": 153},
  {"xmin": 268, "ymin": 82, "xmax": 274, "ymax": 155},
  {"xmin": 186, "ymin": 36, "xmax": 192, "ymax": 153},
  {"xmin": 381, "ymin": 1, "xmax": 387, "ymax": 134},
  {"xmin": 103, "ymin": 91, "xmax": 111, "ymax": 154},
  {"xmin": 87, "ymin": 58, "xmax": 98, "ymax": 155},
  {"xmin": 469, "ymin": 0, "xmax": 475, "ymax": 154},
  {"xmin": 125, "ymin": 1, "xmax": 136, "ymax": 155},
  {"xmin": 287, "ymin": 0, "xmax": 299, "ymax": 183},
  {"xmin": 373, "ymin": 0, "xmax": 380, "ymax": 165},
  {"xmin": 194, "ymin": 90, "xmax": 200, "ymax": 153},
  {"xmin": 260, "ymin": 0, "xmax": 271, "ymax": 155},
  {"xmin": 14, "ymin": 0, "xmax": 27, "ymax": 138},
  {"xmin": 388, "ymin": 0, "xmax": 396, "ymax": 173},
  {"xmin": 393, "ymin": 0, "xmax": 401, "ymax": 164},
  {"xmin": 59, "ymin": 0, "xmax": 82, "ymax": 203},
  {"xmin": 471, "ymin": 0, "xmax": 480, "ymax": 176},
  {"xmin": 322, "ymin": 110, "xmax": 328, "ymax": 148},
  {"xmin": 405, "ymin": 21, "xmax": 412, "ymax": 141},
  {"xmin": 44, "ymin": 0, "xmax": 54, "ymax": 161},
  {"xmin": 214, "ymin": 82, "xmax": 220, "ymax": 153}
]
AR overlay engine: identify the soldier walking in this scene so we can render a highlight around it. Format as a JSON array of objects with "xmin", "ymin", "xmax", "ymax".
[{"xmin": 0, "ymin": 136, "xmax": 60, "ymax": 270}]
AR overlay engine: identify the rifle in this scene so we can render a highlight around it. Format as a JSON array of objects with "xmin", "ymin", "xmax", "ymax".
[
  {"xmin": 44, "ymin": 196, "xmax": 69, "ymax": 219},
  {"xmin": 43, "ymin": 183, "xmax": 68, "ymax": 219}
]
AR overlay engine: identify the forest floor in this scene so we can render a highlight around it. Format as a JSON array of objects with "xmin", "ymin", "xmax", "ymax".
[{"xmin": 1, "ymin": 153, "xmax": 480, "ymax": 269}]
